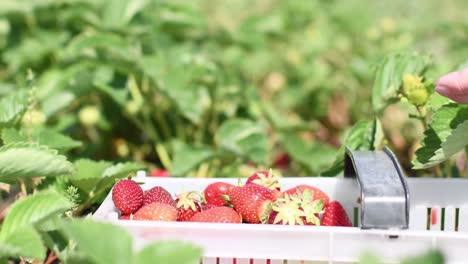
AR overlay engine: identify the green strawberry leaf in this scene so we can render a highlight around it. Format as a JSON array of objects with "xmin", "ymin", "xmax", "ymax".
[
  {"xmin": 321, "ymin": 118, "xmax": 384, "ymax": 176},
  {"xmin": 401, "ymin": 249, "xmax": 445, "ymax": 264},
  {"xmin": 217, "ymin": 118, "xmax": 268, "ymax": 165},
  {"xmin": 101, "ymin": 0, "xmax": 149, "ymax": 29},
  {"xmin": 0, "ymin": 142, "xmax": 75, "ymax": 182},
  {"xmin": 60, "ymin": 219, "xmax": 132, "ymax": 264},
  {"xmin": 0, "ymin": 89, "xmax": 28, "ymax": 127},
  {"xmin": 2, "ymin": 127, "xmax": 82, "ymax": 152},
  {"xmin": 415, "ymin": 119, "xmax": 468, "ymax": 169},
  {"xmin": 413, "ymin": 104, "xmax": 468, "ymax": 169},
  {"xmin": 170, "ymin": 141, "xmax": 215, "ymax": 177},
  {"xmin": 0, "ymin": 226, "xmax": 45, "ymax": 260},
  {"xmin": 280, "ymin": 132, "xmax": 337, "ymax": 174},
  {"xmin": 372, "ymin": 52, "xmax": 431, "ymax": 113},
  {"xmin": 70, "ymin": 159, "xmax": 112, "ymax": 192},
  {"xmin": 0, "ymin": 191, "xmax": 72, "ymax": 239},
  {"xmin": 95, "ymin": 161, "xmax": 146, "ymax": 191},
  {"xmin": 136, "ymin": 241, "xmax": 202, "ymax": 264}
]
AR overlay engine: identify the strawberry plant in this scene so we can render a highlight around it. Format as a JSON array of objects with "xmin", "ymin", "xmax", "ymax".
[{"xmin": 0, "ymin": 0, "xmax": 466, "ymax": 262}]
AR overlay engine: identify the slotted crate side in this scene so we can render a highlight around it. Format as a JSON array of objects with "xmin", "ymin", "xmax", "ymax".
[{"xmin": 93, "ymin": 174, "xmax": 468, "ymax": 263}]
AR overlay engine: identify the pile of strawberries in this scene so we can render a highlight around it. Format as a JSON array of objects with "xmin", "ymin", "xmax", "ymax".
[{"xmin": 111, "ymin": 171, "xmax": 352, "ymax": 227}]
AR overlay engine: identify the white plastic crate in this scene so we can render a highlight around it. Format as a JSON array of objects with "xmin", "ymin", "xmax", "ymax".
[{"xmin": 93, "ymin": 172, "xmax": 468, "ymax": 264}]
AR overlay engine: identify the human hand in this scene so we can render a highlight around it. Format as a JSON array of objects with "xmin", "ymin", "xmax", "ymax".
[{"xmin": 435, "ymin": 67, "xmax": 468, "ymax": 103}]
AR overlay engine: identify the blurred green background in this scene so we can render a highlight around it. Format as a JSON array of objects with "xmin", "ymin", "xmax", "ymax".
[{"xmin": 0, "ymin": 0, "xmax": 467, "ymax": 178}]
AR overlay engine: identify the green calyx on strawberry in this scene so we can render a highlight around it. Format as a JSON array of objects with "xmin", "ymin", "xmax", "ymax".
[
  {"xmin": 229, "ymin": 183, "xmax": 276, "ymax": 224},
  {"xmin": 175, "ymin": 191, "xmax": 202, "ymax": 221},
  {"xmin": 246, "ymin": 169, "xmax": 281, "ymax": 191},
  {"xmin": 268, "ymin": 190, "xmax": 324, "ymax": 225},
  {"xmin": 203, "ymin": 182, "xmax": 235, "ymax": 207},
  {"xmin": 283, "ymin": 184, "xmax": 330, "ymax": 207}
]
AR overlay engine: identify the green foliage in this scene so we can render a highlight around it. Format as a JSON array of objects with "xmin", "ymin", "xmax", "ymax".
[
  {"xmin": 0, "ymin": 191, "xmax": 72, "ymax": 238},
  {"xmin": 60, "ymin": 219, "xmax": 202, "ymax": 264},
  {"xmin": 413, "ymin": 104, "xmax": 468, "ymax": 169},
  {"xmin": 372, "ymin": 52, "xmax": 431, "ymax": 113},
  {"xmin": 322, "ymin": 119, "xmax": 384, "ymax": 176},
  {"xmin": 0, "ymin": 143, "xmax": 75, "ymax": 182}
]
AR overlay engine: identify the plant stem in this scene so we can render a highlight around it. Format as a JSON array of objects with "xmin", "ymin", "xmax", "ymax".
[
  {"xmin": 155, "ymin": 144, "xmax": 172, "ymax": 170},
  {"xmin": 415, "ymin": 106, "xmax": 428, "ymax": 130}
]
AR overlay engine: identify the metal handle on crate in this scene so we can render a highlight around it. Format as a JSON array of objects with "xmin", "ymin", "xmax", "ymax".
[{"xmin": 344, "ymin": 146, "xmax": 409, "ymax": 230}]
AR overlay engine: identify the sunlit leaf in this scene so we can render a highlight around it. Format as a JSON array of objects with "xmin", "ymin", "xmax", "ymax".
[
  {"xmin": 372, "ymin": 52, "xmax": 431, "ymax": 113},
  {"xmin": 0, "ymin": 143, "xmax": 75, "ymax": 182},
  {"xmin": 60, "ymin": 219, "xmax": 132, "ymax": 264},
  {"xmin": 413, "ymin": 104, "xmax": 468, "ymax": 169},
  {"xmin": 0, "ymin": 227, "xmax": 45, "ymax": 260},
  {"xmin": 0, "ymin": 191, "xmax": 72, "ymax": 238},
  {"xmin": 217, "ymin": 119, "xmax": 268, "ymax": 164},
  {"xmin": 170, "ymin": 141, "xmax": 215, "ymax": 176}
]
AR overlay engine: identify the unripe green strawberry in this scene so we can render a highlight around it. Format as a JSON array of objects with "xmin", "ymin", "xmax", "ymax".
[{"xmin": 407, "ymin": 88, "xmax": 429, "ymax": 106}]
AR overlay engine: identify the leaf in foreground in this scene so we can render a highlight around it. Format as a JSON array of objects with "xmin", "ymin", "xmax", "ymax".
[
  {"xmin": 60, "ymin": 219, "xmax": 132, "ymax": 264},
  {"xmin": 0, "ymin": 226, "xmax": 45, "ymax": 260},
  {"xmin": 136, "ymin": 241, "xmax": 202, "ymax": 264},
  {"xmin": 413, "ymin": 103, "xmax": 468, "ymax": 169},
  {"xmin": 0, "ymin": 142, "xmax": 75, "ymax": 182},
  {"xmin": 0, "ymin": 191, "xmax": 72, "ymax": 238}
]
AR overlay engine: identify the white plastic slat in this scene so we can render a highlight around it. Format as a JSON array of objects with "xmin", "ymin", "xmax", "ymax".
[
  {"xmin": 219, "ymin": 258, "xmax": 233, "ymax": 264},
  {"xmin": 430, "ymin": 206, "xmax": 442, "ymax": 231},
  {"xmin": 444, "ymin": 206, "xmax": 456, "ymax": 232},
  {"xmin": 202, "ymin": 257, "xmax": 217, "ymax": 264},
  {"xmin": 286, "ymin": 261, "xmax": 300, "ymax": 264},
  {"xmin": 235, "ymin": 259, "xmax": 249, "ymax": 264},
  {"xmin": 458, "ymin": 206, "xmax": 468, "ymax": 232},
  {"xmin": 269, "ymin": 260, "xmax": 283, "ymax": 264},
  {"xmin": 409, "ymin": 205, "xmax": 427, "ymax": 230},
  {"xmin": 252, "ymin": 259, "xmax": 267, "ymax": 264}
]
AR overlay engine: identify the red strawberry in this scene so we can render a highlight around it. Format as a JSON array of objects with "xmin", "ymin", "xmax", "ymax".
[
  {"xmin": 201, "ymin": 203, "xmax": 220, "ymax": 211},
  {"xmin": 112, "ymin": 179, "xmax": 143, "ymax": 215},
  {"xmin": 190, "ymin": 207, "xmax": 242, "ymax": 223},
  {"xmin": 133, "ymin": 202, "xmax": 177, "ymax": 221},
  {"xmin": 246, "ymin": 170, "xmax": 281, "ymax": 191},
  {"xmin": 149, "ymin": 168, "xmax": 170, "ymax": 177},
  {"xmin": 268, "ymin": 190, "xmax": 323, "ymax": 225},
  {"xmin": 321, "ymin": 201, "xmax": 352, "ymax": 227},
  {"xmin": 119, "ymin": 214, "xmax": 133, "ymax": 220},
  {"xmin": 229, "ymin": 184, "xmax": 275, "ymax": 224},
  {"xmin": 274, "ymin": 153, "xmax": 290, "ymax": 170},
  {"xmin": 284, "ymin": 184, "xmax": 330, "ymax": 206},
  {"xmin": 203, "ymin": 182, "xmax": 235, "ymax": 206},
  {"xmin": 143, "ymin": 186, "xmax": 175, "ymax": 206},
  {"xmin": 175, "ymin": 192, "xmax": 202, "ymax": 221}
]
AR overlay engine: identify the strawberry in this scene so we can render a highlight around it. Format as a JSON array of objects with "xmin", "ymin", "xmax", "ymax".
[
  {"xmin": 133, "ymin": 202, "xmax": 177, "ymax": 221},
  {"xmin": 201, "ymin": 203, "xmax": 220, "ymax": 211},
  {"xmin": 143, "ymin": 186, "xmax": 175, "ymax": 206},
  {"xmin": 190, "ymin": 207, "xmax": 242, "ymax": 223},
  {"xmin": 284, "ymin": 184, "xmax": 330, "ymax": 206},
  {"xmin": 203, "ymin": 182, "xmax": 235, "ymax": 206},
  {"xmin": 119, "ymin": 214, "xmax": 133, "ymax": 220},
  {"xmin": 321, "ymin": 201, "xmax": 352, "ymax": 227},
  {"xmin": 268, "ymin": 190, "xmax": 323, "ymax": 225},
  {"xmin": 274, "ymin": 153, "xmax": 290, "ymax": 170},
  {"xmin": 149, "ymin": 168, "xmax": 170, "ymax": 177},
  {"xmin": 175, "ymin": 192, "xmax": 202, "ymax": 221},
  {"xmin": 229, "ymin": 184, "xmax": 275, "ymax": 224},
  {"xmin": 246, "ymin": 170, "xmax": 281, "ymax": 191},
  {"xmin": 112, "ymin": 179, "xmax": 143, "ymax": 215}
]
